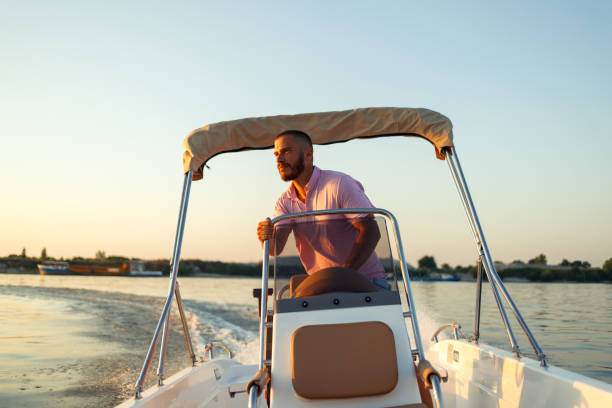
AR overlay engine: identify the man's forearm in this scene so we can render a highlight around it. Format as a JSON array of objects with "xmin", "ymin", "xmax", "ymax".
[{"xmin": 343, "ymin": 218, "xmax": 380, "ymax": 270}]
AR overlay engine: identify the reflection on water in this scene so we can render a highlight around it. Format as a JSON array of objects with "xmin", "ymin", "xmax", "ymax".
[{"xmin": 0, "ymin": 274, "xmax": 610, "ymax": 408}]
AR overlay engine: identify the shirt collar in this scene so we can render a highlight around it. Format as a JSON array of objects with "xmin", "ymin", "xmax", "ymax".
[{"xmin": 289, "ymin": 166, "xmax": 320, "ymax": 202}]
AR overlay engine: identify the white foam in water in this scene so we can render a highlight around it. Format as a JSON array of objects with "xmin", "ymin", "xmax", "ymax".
[{"xmin": 185, "ymin": 306, "xmax": 259, "ymax": 365}]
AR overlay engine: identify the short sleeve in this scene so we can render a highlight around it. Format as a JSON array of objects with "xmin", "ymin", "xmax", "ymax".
[{"xmin": 337, "ymin": 175, "xmax": 374, "ymax": 209}]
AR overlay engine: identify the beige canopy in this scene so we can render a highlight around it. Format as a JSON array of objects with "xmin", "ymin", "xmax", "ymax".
[{"xmin": 183, "ymin": 107, "xmax": 453, "ymax": 180}]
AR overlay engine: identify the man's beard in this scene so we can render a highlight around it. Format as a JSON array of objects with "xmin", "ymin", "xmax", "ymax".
[{"xmin": 279, "ymin": 152, "xmax": 305, "ymax": 181}]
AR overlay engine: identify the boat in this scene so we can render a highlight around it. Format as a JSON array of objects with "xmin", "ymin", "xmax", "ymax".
[
  {"xmin": 68, "ymin": 263, "xmax": 128, "ymax": 275},
  {"xmin": 37, "ymin": 261, "xmax": 70, "ymax": 275},
  {"xmin": 410, "ymin": 273, "xmax": 461, "ymax": 282},
  {"xmin": 38, "ymin": 259, "xmax": 161, "ymax": 276},
  {"xmin": 116, "ymin": 108, "xmax": 612, "ymax": 408}
]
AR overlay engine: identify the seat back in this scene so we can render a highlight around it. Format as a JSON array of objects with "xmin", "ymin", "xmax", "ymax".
[
  {"xmin": 292, "ymin": 321, "xmax": 398, "ymax": 399},
  {"xmin": 271, "ymin": 292, "xmax": 423, "ymax": 407}
]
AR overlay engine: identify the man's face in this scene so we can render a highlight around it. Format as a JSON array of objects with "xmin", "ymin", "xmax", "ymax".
[{"xmin": 274, "ymin": 135, "xmax": 306, "ymax": 181}]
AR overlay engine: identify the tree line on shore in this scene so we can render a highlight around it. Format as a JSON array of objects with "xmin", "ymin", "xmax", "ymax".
[{"xmin": 2, "ymin": 248, "xmax": 611, "ymax": 283}]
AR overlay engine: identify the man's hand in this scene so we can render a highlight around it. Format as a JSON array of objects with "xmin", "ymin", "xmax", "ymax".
[{"xmin": 257, "ymin": 217, "xmax": 274, "ymax": 245}]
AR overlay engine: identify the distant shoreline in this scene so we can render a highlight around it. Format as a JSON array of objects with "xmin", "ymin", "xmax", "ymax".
[{"xmin": 1, "ymin": 268, "xmax": 609, "ymax": 284}]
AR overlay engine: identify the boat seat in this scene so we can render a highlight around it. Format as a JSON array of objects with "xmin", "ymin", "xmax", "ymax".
[
  {"xmin": 291, "ymin": 267, "xmax": 378, "ymax": 298},
  {"xmin": 271, "ymin": 290, "xmax": 423, "ymax": 407},
  {"xmin": 292, "ymin": 321, "xmax": 397, "ymax": 399},
  {"xmin": 289, "ymin": 274, "xmax": 308, "ymax": 297}
]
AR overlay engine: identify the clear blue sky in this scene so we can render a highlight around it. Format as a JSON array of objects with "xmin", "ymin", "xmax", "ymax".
[{"xmin": 1, "ymin": 1, "xmax": 611, "ymax": 267}]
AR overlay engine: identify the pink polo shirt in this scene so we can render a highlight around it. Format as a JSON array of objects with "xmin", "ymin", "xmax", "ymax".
[{"xmin": 273, "ymin": 167, "xmax": 385, "ymax": 279}]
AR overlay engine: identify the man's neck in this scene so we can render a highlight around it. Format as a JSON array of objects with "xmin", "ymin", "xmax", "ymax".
[{"xmin": 291, "ymin": 165, "xmax": 314, "ymax": 203}]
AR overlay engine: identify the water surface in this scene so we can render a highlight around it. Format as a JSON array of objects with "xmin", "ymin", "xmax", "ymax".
[{"xmin": 1, "ymin": 274, "xmax": 610, "ymax": 407}]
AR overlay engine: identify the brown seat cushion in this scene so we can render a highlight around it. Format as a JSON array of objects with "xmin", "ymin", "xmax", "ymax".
[
  {"xmin": 289, "ymin": 274, "xmax": 309, "ymax": 297},
  {"xmin": 291, "ymin": 321, "xmax": 398, "ymax": 399},
  {"xmin": 291, "ymin": 267, "xmax": 378, "ymax": 298}
]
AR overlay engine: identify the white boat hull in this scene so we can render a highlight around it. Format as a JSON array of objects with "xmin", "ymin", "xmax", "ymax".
[
  {"xmin": 426, "ymin": 339, "xmax": 612, "ymax": 407},
  {"xmin": 116, "ymin": 359, "xmax": 260, "ymax": 408}
]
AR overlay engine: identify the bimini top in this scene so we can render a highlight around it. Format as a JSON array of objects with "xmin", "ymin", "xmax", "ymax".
[{"xmin": 183, "ymin": 107, "xmax": 453, "ymax": 180}]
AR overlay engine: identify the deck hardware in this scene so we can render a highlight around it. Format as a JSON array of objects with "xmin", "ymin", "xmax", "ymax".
[
  {"xmin": 333, "ymin": 298, "xmax": 340, "ymax": 305},
  {"xmin": 431, "ymin": 323, "xmax": 466, "ymax": 343},
  {"xmin": 229, "ymin": 383, "xmax": 247, "ymax": 398},
  {"xmin": 365, "ymin": 296, "xmax": 372, "ymax": 303},
  {"xmin": 301, "ymin": 301, "xmax": 308, "ymax": 308},
  {"xmin": 203, "ymin": 342, "xmax": 233, "ymax": 361}
]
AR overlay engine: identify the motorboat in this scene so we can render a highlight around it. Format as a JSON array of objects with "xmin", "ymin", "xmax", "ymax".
[{"xmin": 116, "ymin": 108, "xmax": 612, "ymax": 408}]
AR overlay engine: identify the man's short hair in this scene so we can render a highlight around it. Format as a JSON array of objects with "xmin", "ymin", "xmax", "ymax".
[{"xmin": 276, "ymin": 129, "xmax": 313, "ymax": 148}]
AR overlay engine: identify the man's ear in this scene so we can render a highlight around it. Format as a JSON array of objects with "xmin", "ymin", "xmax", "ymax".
[{"xmin": 305, "ymin": 147, "xmax": 314, "ymax": 162}]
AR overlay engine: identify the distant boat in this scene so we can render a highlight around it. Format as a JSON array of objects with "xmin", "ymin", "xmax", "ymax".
[
  {"xmin": 38, "ymin": 259, "xmax": 162, "ymax": 276},
  {"xmin": 410, "ymin": 272, "xmax": 460, "ymax": 282},
  {"xmin": 68, "ymin": 263, "xmax": 128, "ymax": 275},
  {"xmin": 37, "ymin": 261, "xmax": 70, "ymax": 275}
]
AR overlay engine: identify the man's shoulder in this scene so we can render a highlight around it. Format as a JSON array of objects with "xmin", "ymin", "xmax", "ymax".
[
  {"xmin": 318, "ymin": 168, "xmax": 356, "ymax": 184},
  {"xmin": 317, "ymin": 168, "xmax": 363, "ymax": 193}
]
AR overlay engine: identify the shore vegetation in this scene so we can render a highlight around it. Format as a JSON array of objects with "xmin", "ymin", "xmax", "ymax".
[{"xmin": 1, "ymin": 252, "xmax": 610, "ymax": 283}]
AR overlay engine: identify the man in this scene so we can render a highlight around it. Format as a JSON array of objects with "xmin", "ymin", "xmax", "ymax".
[{"xmin": 257, "ymin": 130, "xmax": 390, "ymax": 289}]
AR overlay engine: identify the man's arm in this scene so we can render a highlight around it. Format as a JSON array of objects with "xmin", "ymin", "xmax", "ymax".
[{"xmin": 341, "ymin": 216, "xmax": 380, "ymax": 270}]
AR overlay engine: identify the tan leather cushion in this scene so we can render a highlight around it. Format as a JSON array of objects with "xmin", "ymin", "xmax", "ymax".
[
  {"xmin": 291, "ymin": 267, "xmax": 378, "ymax": 298},
  {"xmin": 291, "ymin": 321, "xmax": 398, "ymax": 399},
  {"xmin": 289, "ymin": 274, "xmax": 309, "ymax": 297}
]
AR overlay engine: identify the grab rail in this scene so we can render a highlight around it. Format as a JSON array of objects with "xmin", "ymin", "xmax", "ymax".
[
  {"xmin": 431, "ymin": 323, "xmax": 465, "ymax": 343},
  {"xmin": 248, "ymin": 208, "xmax": 443, "ymax": 408}
]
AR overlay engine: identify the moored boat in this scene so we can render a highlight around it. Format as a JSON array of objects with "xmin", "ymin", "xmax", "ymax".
[
  {"xmin": 37, "ymin": 261, "xmax": 70, "ymax": 275},
  {"xmin": 68, "ymin": 263, "xmax": 128, "ymax": 275}
]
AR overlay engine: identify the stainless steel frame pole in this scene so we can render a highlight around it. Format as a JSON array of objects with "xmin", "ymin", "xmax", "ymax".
[
  {"xmin": 157, "ymin": 302, "xmax": 172, "ymax": 383},
  {"xmin": 249, "ymin": 240, "xmax": 271, "ymax": 408},
  {"xmin": 445, "ymin": 151, "xmax": 520, "ymax": 356},
  {"xmin": 431, "ymin": 376, "xmax": 445, "ymax": 408},
  {"xmin": 134, "ymin": 171, "xmax": 193, "ymax": 398},
  {"xmin": 388, "ymin": 212, "xmax": 427, "ymax": 361},
  {"xmin": 473, "ymin": 258, "xmax": 483, "ymax": 343},
  {"xmin": 446, "ymin": 148, "xmax": 547, "ymax": 366},
  {"xmin": 174, "ymin": 281, "xmax": 197, "ymax": 365},
  {"xmin": 257, "ymin": 240, "xmax": 270, "ymax": 371}
]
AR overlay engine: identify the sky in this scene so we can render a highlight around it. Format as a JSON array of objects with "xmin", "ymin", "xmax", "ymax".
[{"xmin": 1, "ymin": 1, "xmax": 611, "ymax": 268}]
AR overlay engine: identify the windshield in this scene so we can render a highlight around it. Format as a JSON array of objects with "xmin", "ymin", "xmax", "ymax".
[{"xmin": 271, "ymin": 212, "xmax": 400, "ymax": 302}]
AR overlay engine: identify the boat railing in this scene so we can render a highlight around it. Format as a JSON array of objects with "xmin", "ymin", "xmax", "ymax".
[
  {"xmin": 247, "ymin": 208, "xmax": 445, "ymax": 408},
  {"xmin": 445, "ymin": 147, "xmax": 547, "ymax": 366}
]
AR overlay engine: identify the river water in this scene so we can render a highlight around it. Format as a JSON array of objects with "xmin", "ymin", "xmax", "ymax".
[{"xmin": 0, "ymin": 274, "xmax": 610, "ymax": 407}]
